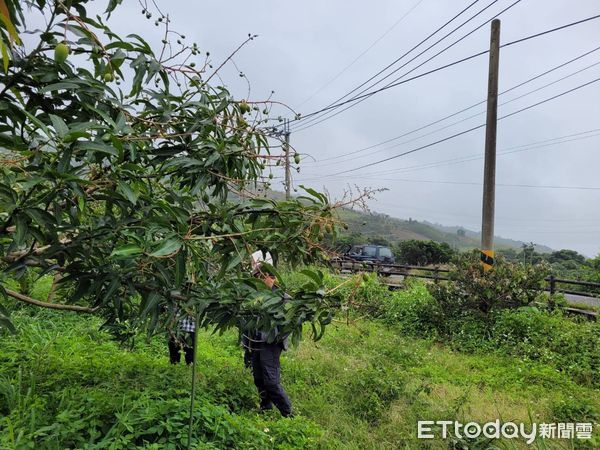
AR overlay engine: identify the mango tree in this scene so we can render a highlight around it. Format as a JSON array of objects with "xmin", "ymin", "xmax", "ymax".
[{"xmin": 0, "ymin": 0, "xmax": 339, "ymax": 343}]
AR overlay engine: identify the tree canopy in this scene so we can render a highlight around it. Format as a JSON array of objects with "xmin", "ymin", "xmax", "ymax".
[
  {"xmin": 394, "ymin": 240, "xmax": 455, "ymax": 266},
  {"xmin": 0, "ymin": 0, "xmax": 338, "ymax": 342}
]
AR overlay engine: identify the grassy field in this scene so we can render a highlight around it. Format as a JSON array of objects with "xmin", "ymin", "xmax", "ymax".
[{"xmin": 1, "ymin": 304, "xmax": 598, "ymax": 449}]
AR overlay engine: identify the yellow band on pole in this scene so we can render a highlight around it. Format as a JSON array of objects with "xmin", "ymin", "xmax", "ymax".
[{"xmin": 480, "ymin": 249, "xmax": 494, "ymax": 271}]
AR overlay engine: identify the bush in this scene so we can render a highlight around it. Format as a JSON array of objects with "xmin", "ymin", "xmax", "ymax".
[
  {"xmin": 491, "ymin": 308, "xmax": 600, "ymax": 386},
  {"xmin": 394, "ymin": 240, "xmax": 455, "ymax": 266},
  {"xmin": 0, "ymin": 310, "xmax": 324, "ymax": 449},
  {"xmin": 347, "ymin": 261, "xmax": 600, "ymax": 387},
  {"xmin": 380, "ymin": 280, "xmax": 442, "ymax": 337},
  {"xmin": 428, "ymin": 253, "xmax": 549, "ymax": 316},
  {"xmin": 283, "ymin": 270, "xmax": 392, "ymax": 319},
  {"xmin": 549, "ymin": 396, "xmax": 600, "ymax": 422}
]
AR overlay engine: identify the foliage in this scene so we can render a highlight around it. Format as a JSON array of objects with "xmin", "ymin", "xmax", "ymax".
[
  {"xmin": 379, "ymin": 279, "xmax": 442, "ymax": 337},
  {"xmin": 547, "ymin": 249, "xmax": 586, "ymax": 266},
  {"xmin": 2, "ymin": 305, "xmax": 598, "ymax": 448},
  {"xmin": 0, "ymin": 0, "xmax": 339, "ymax": 339},
  {"xmin": 490, "ymin": 308, "xmax": 600, "ymax": 386},
  {"xmin": 0, "ymin": 309, "xmax": 324, "ymax": 449},
  {"xmin": 394, "ymin": 239, "xmax": 455, "ymax": 266},
  {"xmin": 333, "ymin": 208, "xmax": 478, "ymax": 251},
  {"xmin": 549, "ymin": 396, "xmax": 599, "ymax": 423},
  {"xmin": 337, "ymin": 271, "xmax": 599, "ymax": 387},
  {"xmin": 343, "ymin": 363, "xmax": 405, "ymax": 424},
  {"xmin": 428, "ymin": 253, "xmax": 549, "ymax": 317}
]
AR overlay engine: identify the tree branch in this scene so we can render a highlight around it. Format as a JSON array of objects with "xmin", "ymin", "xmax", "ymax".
[{"xmin": 5, "ymin": 289, "xmax": 98, "ymax": 313}]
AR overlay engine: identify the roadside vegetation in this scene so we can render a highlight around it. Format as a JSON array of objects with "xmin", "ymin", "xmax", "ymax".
[{"xmin": 1, "ymin": 258, "xmax": 598, "ymax": 449}]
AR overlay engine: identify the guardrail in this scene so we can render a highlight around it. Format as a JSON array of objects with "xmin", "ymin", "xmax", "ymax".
[
  {"xmin": 330, "ymin": 258, "xmax": 600, "ymax": 318},
  {"xmin": 547, "ymin": 275, "xmax": 600, "ymax": 298},
  {"xmin": 330, "ymin": 259, "xmax": 450, "ymax": 282}
]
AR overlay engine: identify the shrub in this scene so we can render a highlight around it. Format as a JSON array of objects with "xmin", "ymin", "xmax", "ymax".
[
  {"xmin": 428, "ymin": 253, "xmax": 549, "ymax": 317},
  {"xmin": 549, "ymin": 396, "xmax": 599, "ymax": 422},
  {"xmin": 394, "ymin": 240, "xmax": 455, "ymax": 266},
  {"xmin": 491, "ymin": 308, "xmax": 600, "ymax": 386},
  {"xmin": 0, "ymin": 310, "xmax": 325, "ymax": 450},
  {"xmin": 380, "ymin": 280, "xmax": 442, "ymax": 337}
]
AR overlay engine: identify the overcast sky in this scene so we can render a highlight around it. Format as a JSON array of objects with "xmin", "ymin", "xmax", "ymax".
[{"xmin": 69, "ymin": 1, "xmax": 600, "ymax": 256}]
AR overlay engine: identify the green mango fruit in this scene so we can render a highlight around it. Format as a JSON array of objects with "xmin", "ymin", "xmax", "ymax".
[{"xmin": 54, "ymin": 43, "xmax": 70, "ymax": 64}]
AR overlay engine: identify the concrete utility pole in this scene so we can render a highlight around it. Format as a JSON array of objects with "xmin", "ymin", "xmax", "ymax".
[
  {"xmin": 481, "ymin": 19, "xmax": 501, "ymax": 271},
  {"xmin": 283, "ymin": 119, "xmax": 291, "ymax": 200}
]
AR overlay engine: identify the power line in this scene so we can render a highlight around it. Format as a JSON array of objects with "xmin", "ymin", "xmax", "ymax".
[
  {"xmin": 325, "ymin": 75, "xmax": 600, "ymax": 176},
  {"xmin": 293, "ymin": 0, "xmax": 519, "ymax": 132},
  {"xmin": 288, "ymin": 12, "xmax": 600, "ymax": 131},
  {"xmin": 304, "ymin": 176, "xmax": 600, "ymax": 191},
  {"xmin": 295, "ymin": 0, "xmax": 426, "ymax": 108},
  {"xmin": 370, "ymin": 200, "xmax": 600, "ymax": 223},
  {"xmin": 287, "ymin": 0, "xmax": 483, "ymax": 130},
  {"xmin": 311, "ymin": 58, "xmax": 600, "ymax": 168},
  {"xmin": 308, "ymin": 44, "xmax": 600, "ymax": 164},
  {"xmin": 371, "ymin": 131, "xmax": 600, "ymax": 176},
  {"xmin": 298, "ymin": 129, "xmax": 600, "ymax": 179}
]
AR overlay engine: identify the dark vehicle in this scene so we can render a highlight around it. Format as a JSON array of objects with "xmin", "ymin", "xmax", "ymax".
[{"xmin": 344, "ymin": 244, "xmax": 395, "ymax": 264}]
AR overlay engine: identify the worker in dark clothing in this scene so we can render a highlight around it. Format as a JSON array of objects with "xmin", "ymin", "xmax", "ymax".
[{"xmin": 242, "ymin": 251, "xmax": 293, "ymax": 417}]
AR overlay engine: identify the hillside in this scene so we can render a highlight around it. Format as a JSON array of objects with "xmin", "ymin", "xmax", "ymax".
[
  {"xmin": 427, "ymin": 221, "xmax": 553, "ymax": 253},
  {"xmin": 335, "ymin": 207, "xmax": 553, "ymax": 252},
  {"xmin": 257, "ymin": 189, "xmax": 553, "ymax": 252}
]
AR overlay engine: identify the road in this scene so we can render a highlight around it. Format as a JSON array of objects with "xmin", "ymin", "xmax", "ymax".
[{"xmin": 564, "ymin": 292, "xmax": 600, "ymax": 308}]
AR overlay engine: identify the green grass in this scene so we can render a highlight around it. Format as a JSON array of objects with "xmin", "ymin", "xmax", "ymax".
[{"xmin": 1, "ymin": 304, "xmax": 598, "ymax": 449}]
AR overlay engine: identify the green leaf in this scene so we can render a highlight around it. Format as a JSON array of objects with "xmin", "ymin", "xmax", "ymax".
[
  {"xmin": 49, "ymin": 114, "xmax": 69, "ymax": 138},
  {"xmin": 23, "ymin": 208, "xmax": 55, "ymax": 230},
  {"xmin": 0, "ymin": 315, "xmax": 15, "ymax": 334},
  {"xmin": 0, "ymin": 288, "xmax": 16, "ymax": 334},
  {"xmin": 175, "ymin": 251, "xmax": 185, "ymax": 288},
  {"xmin": 117, "ymin": 181, "xmax": 139, "ymax": 205},
  {"xmin": 225, "ymin": 253, "xmax": 242, "ymax": 272},
  {"xmin": 300, "ymin": 268, "xmax": 323, "ymax": 287},
  {"xmin": 78, "ymin": 141, "xmax": 118, "ymax": 157},
  {"xmin": 110, "ymin": 244, "xmax": 143, "ymax": 258},
  {"xmin": 140, "ymin": 291, "xmax": 161, "ymax": 318},
  {"xmin": 20, "ymin": 108, "xmax": 50, "ymax": 137},
  {"xmin": 150, "ymin": 237, "xmax": 182, "ymax": 257},
  {"xmin": 40, "ymin": 82, "xmax": 80, "ymax": 92},
  {"xmin": 102, "ymin": 277, "xmax": 121, "ymax": 305},
  {"xmin": 299, "ymin": 185, "xmax": 327, "ymax": 203},
  {"xmin": 0, "ymin": 39, "xmax": 9, "ymax": 73},
  {"xmin": 13, "ymin": 214, "xmax": 27, "ymax": 247}
]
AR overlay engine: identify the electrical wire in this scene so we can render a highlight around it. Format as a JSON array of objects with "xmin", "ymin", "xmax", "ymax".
[
  {"xmin": 307, "ymin": 44, "xmax": 600, "ymax": 164},
  {"xmin": 293, "ymin": 0, "xmax": 519, "ymax": 132},
  {"xmin": 310, "ymin": 58, "xmax": 600, "ymax": 168},
  {"xmin": 305, "ymin": 176, "xmax": 600, "ymax": 191},
  {"xmin": 297, "ymin": 129, "xmax": 600, "ymax": 180},
  {"xmin": 296, "ymin": 0, "xmax": 426, "ymax": 108},
  {"xmin": 287, "ymin": 0, "xmax": 483, "ymax": 129},
  {"xmin": 325, "ymin": 75, "xmax": 600, "ymax": 176},
  {"xmin": 288, "ymin": 12, "xmax": 600, "ymax": 132}
]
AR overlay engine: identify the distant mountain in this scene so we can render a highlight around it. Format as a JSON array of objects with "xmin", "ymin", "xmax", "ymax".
[
  {"xmin": 425, "ymin": 221, "xmax": 553, "ymax": 253},
  {"xmin": 255, "ymin": 189, "xmax": 553, "ymax": 252},
  {"xmin": 335, "ymin": 208, "xmax": 553, "ymax": 252}
]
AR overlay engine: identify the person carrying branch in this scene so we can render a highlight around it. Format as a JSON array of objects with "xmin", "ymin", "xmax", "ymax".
[{"xmin": 242, "ymin": 251, "xmax": 293, "ymax": 418}]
